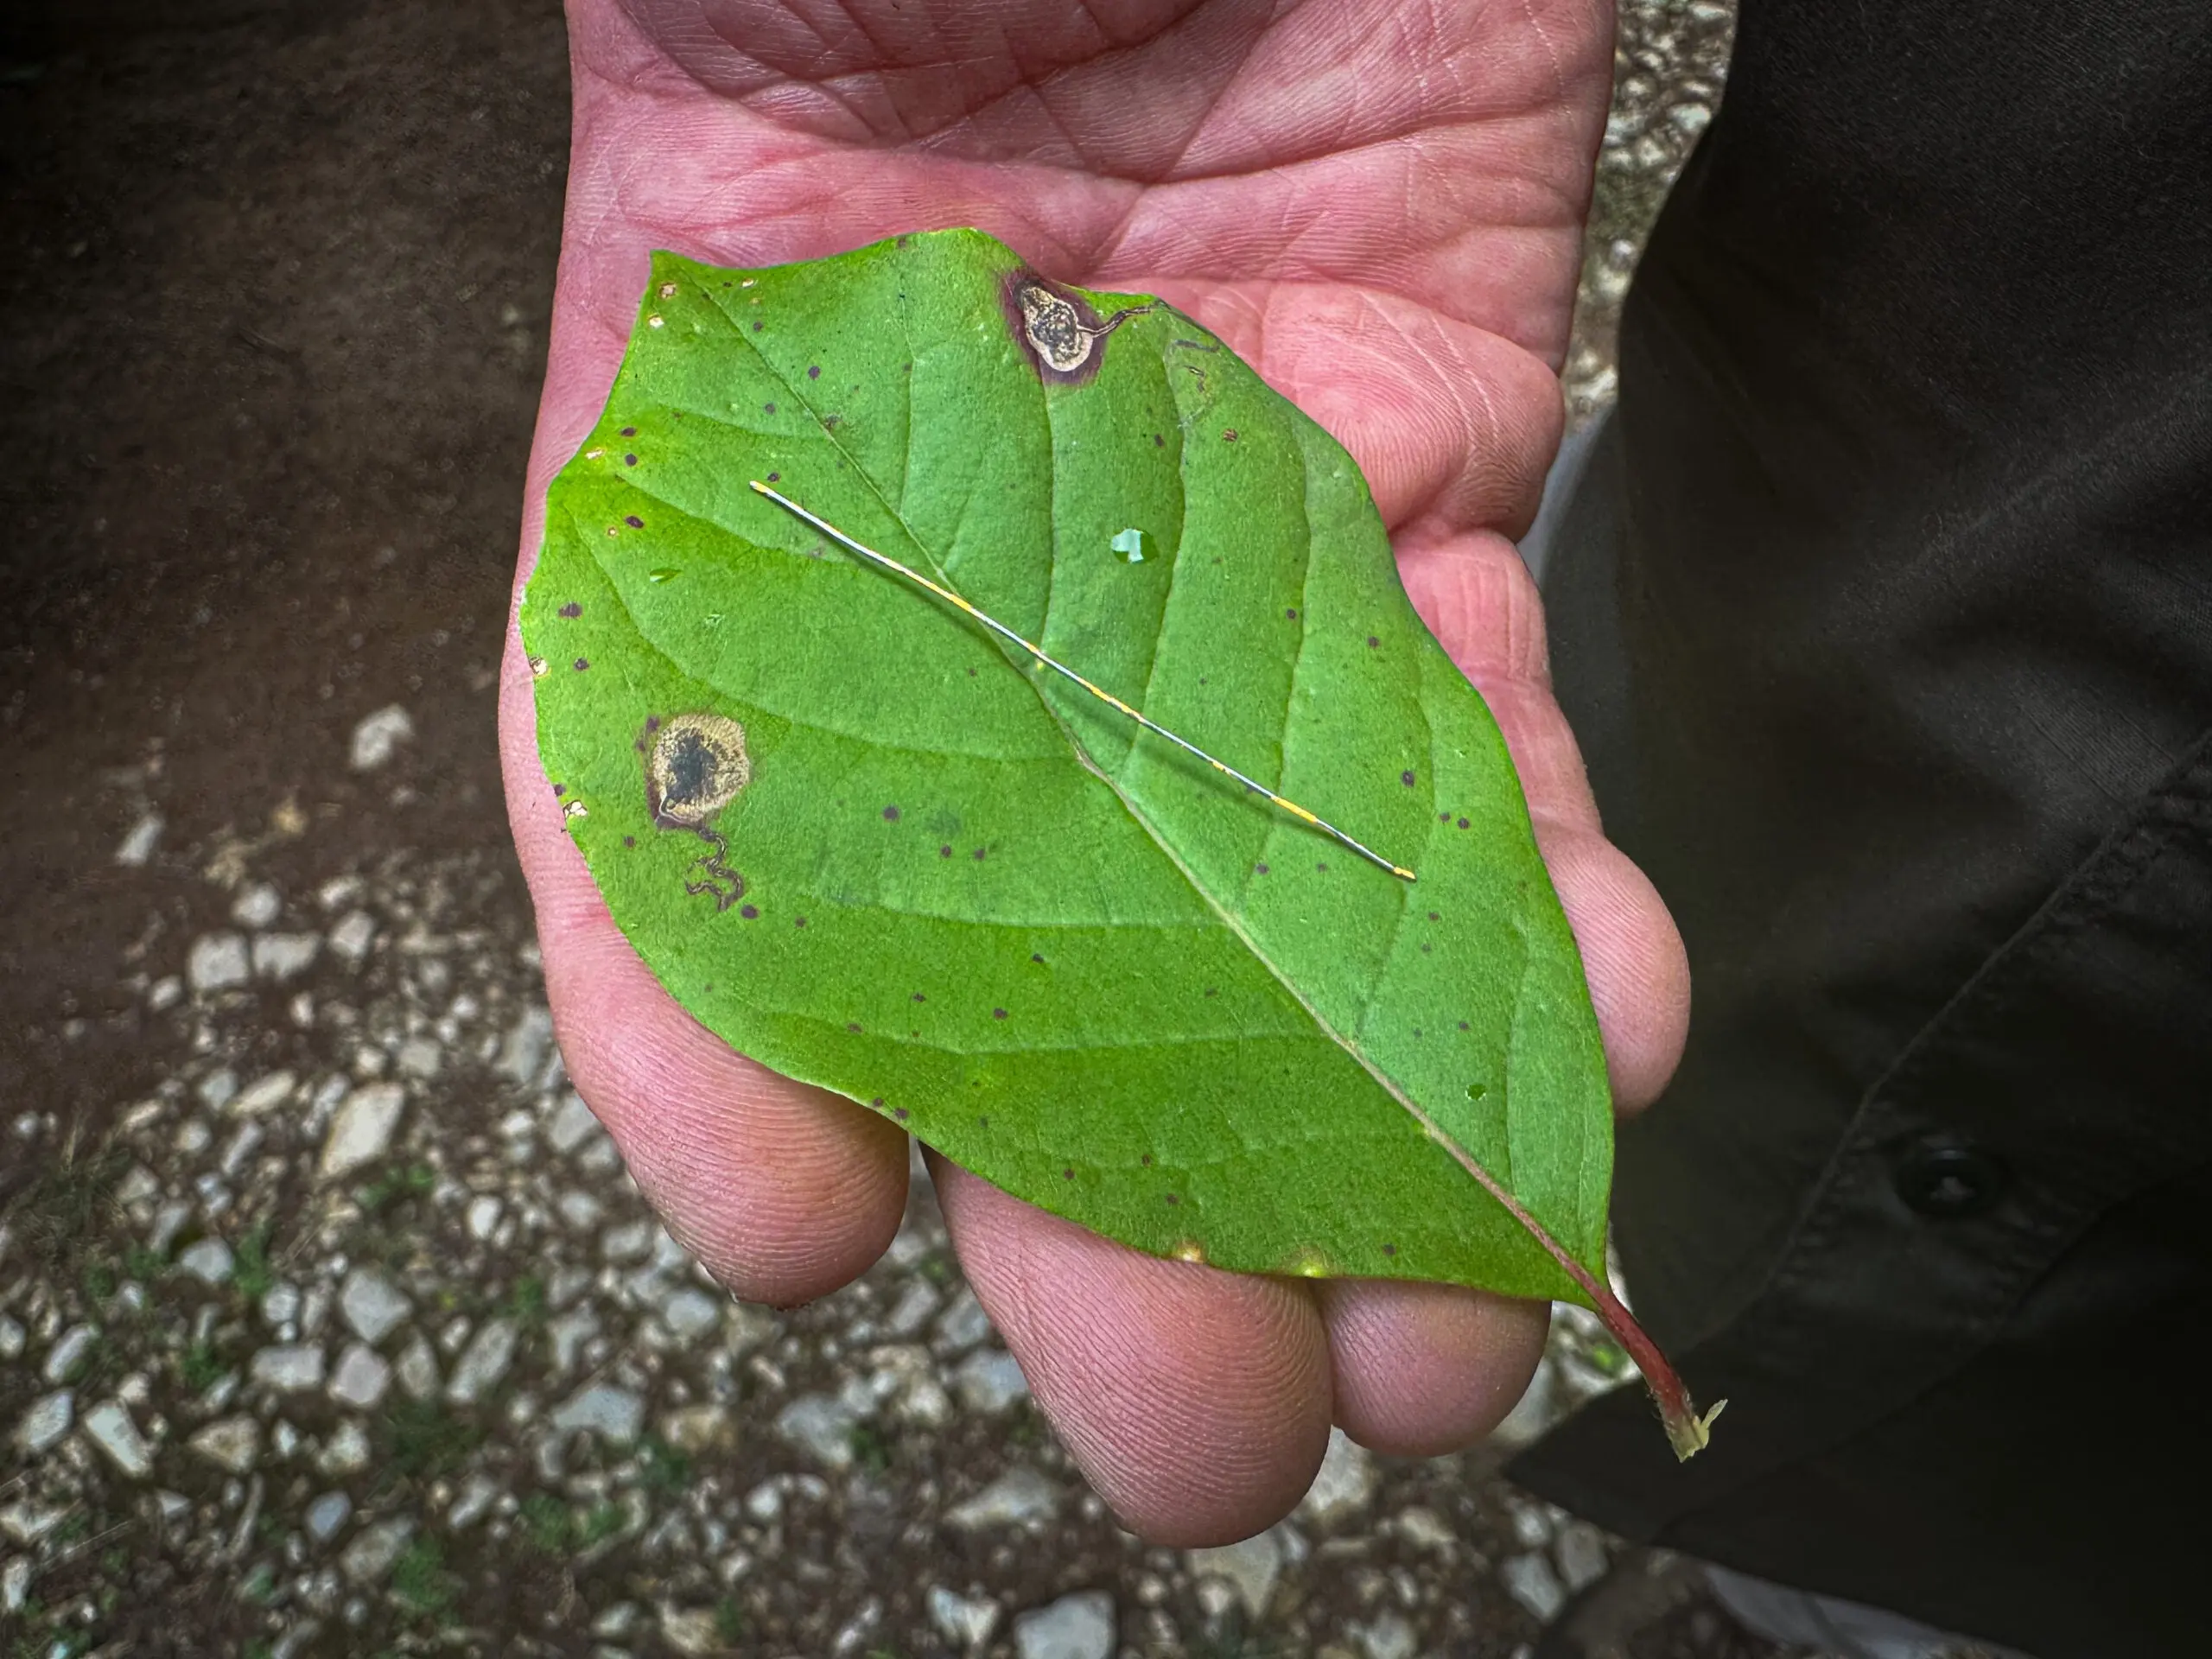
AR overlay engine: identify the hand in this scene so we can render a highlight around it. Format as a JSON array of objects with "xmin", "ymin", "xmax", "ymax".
[{"xmin": 499, "ymin": 0, "xmax": 1688, "ymax": 1545}]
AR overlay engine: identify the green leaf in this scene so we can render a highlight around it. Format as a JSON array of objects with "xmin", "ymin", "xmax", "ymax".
[{"xmin": 522, "ymin": 230, "xmax": 1613, "ymax": 1306}]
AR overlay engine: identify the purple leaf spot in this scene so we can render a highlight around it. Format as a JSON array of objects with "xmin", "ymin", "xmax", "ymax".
[
  {"xmin": 992, "ymin": 1007, "xmax": 1007, "ymax": 1020},
  {"xmin": 573, "ymin": 658, "xmax": 588, "ymax": 671},
  {"xmin": 882, "ymin": 805, "xmax": 900, "ymax": 821},
  {"xmin": 1401, "ymin": 770, "xmax": 1415, "ymax": 786},
  {"xmin": 623, "ymin": 454, "xmax": 637, "ymax": 466},
  {"xmin": 625, "ymin": 514, "xmax": 644, "ymax": 528},
  {"xmin": 558, "ymin": 601, "xmax": 581, "ymax": 618},
  {"xmin": 740, "ymin": 905, "xmax": 758, "ymax": 919}
]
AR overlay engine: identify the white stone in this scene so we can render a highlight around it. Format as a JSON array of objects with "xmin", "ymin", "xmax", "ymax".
[
  {"xmin": 947, "ymin": 1466, "xmax": 1060, "ymax": 1531},
  {"xmin": 933, "ymin": 1288, "xmax": 993, "ymax": 1353},
  {"xmin": 327, "ymin": 910, "xmax": 377, "ymax": 965},
  {"xmin": 188, "ymin": 933, "xmax": 251, "ymax": 994},
  {"xmin": 0, "ymin": 1316, "xmax": 22, "ymax": 1360},
  {"xmin": 1299, "ymin": 1427, "xmax": 1376, "ymax": 1526},
  {"xmin": 883, "ymin": 1279, "xmax": 942, "ymax": 1338},
  {"xmin": 328, "ymin": 1344, "xmax": 392, "ymax": 1410},
  {"xmin": 396, "ymin": 1335, "xmax": 440, "ymax": 1401},
  {"xmin": 396, "ymin": 1036, "xmax": 442, "ymax": 1079},
  {"xmin": 0, "ymin": 1501, "xmax": 70, "ymax": 1547},
  {"xmin": 1186, "ymin": 1526, "xmax": 1285, "ymax": 1618},
  {"xmin": 147, "ymin": 975, "xmax": 183, "ymax": 1010},
  {"xmin": 660, "ymin": 1289, "xmax": 721, "ymax": 1342},
  {"xmin": 339, "ymin": 1268, "xmax": 410, "ymax": 1346},
  {"xmin": 556, "ymin": 1190, "xmax": 602, "ymax": 1231},
  {"xmin": 545, "ymin": 1090, "xmax": 602, "ymax": 1154},
  {"xmin": 348, "ymin": 704, "xmax": 415, "ymax": 772},
  {"xmin": 448, "ymin": 1473, "xmax": 499, "ymax": 1529},
  {"xmin": 319, "ymin": 1083, "xmax": 404, "ymax": 1179},
  {"xmin": 1554, "ymin": 1521, "xmax": 1611, "ymax": 1593},
  {"xmin": 743, "ymin": 1479, "xmax": 784, "ymax": 1523},
  {"xmin": 232, "ymin": 1070, "xmax": 297, "ymax": 1116},
  {"xmin": 929, "ymin": 1586, "xmax": 1001, "ymax": 1649},
  {"xmin": 42, "ymin": 1325, "xmax": 95, "ymax": 1385},
  {"xmin": 317, "ymin": 1419, "xmax": 372, "ymax": 1477},
  {"xmin": 550, "ymin": 1383, "xmax": 645, "ymax": 1443},
  {"xmin": 1395, "ymin": 1506, "xmax": 1456, "ymax": 1552},
  {"xmin": 465, "ymin": 1195, "xmax": 503, "ymax": 1241},
  {"xmin": 189, "ymin": 1416, "xmax": 261, "ymax": 1474},
  {"xmin": 1357, "ymin": 1612, "xmax": 1418, "ymax": 1659},
  {"xmin": 601, "ymin": 1220, "xmax": 652, "ymax": 1262},
  {"xmin": 250, "ymin": 1344, "xmax": 327, "ymax": 1393},
  {"xmin": 340, "ymin": 1516, "xmax": 415, "ymax": 1584},
  {"xmin": 497, "ymin": 1006, "xmax": 555, "ymax": 1088},
  {"xmin": 445, "ymin": 1319, "xmax": 518, "ymax": 1404},
  {"xmin": 659, "ymin": 1605, "xmax": 724, "ymax": 1656},
  {"xmin": 2, "ymin": 1555, "xmax": 29, "ymax": 1616},
  {"xmin": 658, "ymin": 1403, "xmax": 734, "ymax": 1456},
  {"xmin": 81, "ymin": 1399, "xmax": 154, "ymax": 1478},
  {"xmin": 591, "ymin": 1602, "xmax": 641, "ymax": 1639},
  {"xmin": 952, "ymin": 1347, "xmax": 1029, "ymax": 1415},
  {"xmin": 546, "ymin": 1306, "xmax": 600, "ymax": 1375},
  {"xmin": 305, "ymin": 1491, "xmax": 353, "ymax": 1542},
  {"xmin": 1490, "ymin": 1357, "xmax": 1565, "ymax": 1449},
  {"xmin": 1502, "ymin": 1553, "xmax": 1568, "ymax": 1624},
  {"xmin": 231, "ymin": 882, "xmax": 283, "ymax": 929},
  {"xmin": 1013, "ymin": 1590, "xmax": 1116, "ymax": 1659},
  {"xmin": 178, "ymin": 1237, "xmax": 234, "ymax": 1286},
  {"xmin": 14, "ymin": 1390, "xmax": 73, "ymax": 1454},
  {"xmin": 773, "ymin": 1393, "xmax": 861, "ymax": 1471},
  {"xmin": 1507, "ymin": 1499, "xmax": 1554, "ymax": 1549},
  {"xmin": 253, "ymin": 933, "xmax": 321, "ymax": 982},
  {"xmin": 261, "ymin": 1283, "xmax": 302, "ymax": 1327},
  {"xmin": 114, "ymin": 809, "xmax": 163, "ymax": 867}
]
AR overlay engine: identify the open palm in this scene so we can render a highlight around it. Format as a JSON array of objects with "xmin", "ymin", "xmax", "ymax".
[{"xmin": 500, "ymin": 0, "xmax": 1688, "ymax": 1544}]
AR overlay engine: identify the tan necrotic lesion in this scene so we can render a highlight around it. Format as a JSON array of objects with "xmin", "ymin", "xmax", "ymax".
[{"xmin": 646, "ymin": 712, "xmax": 751, "ymax": 829}]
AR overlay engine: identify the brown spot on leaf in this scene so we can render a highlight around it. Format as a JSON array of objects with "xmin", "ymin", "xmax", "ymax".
[{"xmin": 645, "ymin": 713, "xmax": 751, "ymax": 830}]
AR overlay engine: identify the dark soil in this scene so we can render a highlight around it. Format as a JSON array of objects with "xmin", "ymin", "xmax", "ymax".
[{"xmin": 0, "ymin": 0, "xmax": 564, "ymax": 1170}]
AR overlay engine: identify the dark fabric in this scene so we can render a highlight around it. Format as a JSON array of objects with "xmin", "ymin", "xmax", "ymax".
[{"xmin": 1507, "ymin": 2, "xmax": 2212, "ymax": 1655}]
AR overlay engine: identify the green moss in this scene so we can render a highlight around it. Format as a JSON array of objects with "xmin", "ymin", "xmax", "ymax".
[
  {"xmin": 391, "ymin": 1536, "xmax": 459, "ymax": 1617},
  {"xmin": 379, "ymin": 1399, "xmax": 484, "ymax": 1484}
]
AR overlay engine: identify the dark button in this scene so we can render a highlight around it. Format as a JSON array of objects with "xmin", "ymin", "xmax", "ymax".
[{"xmin": 1896, "ymin": 1135, "xmax": 2005, "ymax": 1218}]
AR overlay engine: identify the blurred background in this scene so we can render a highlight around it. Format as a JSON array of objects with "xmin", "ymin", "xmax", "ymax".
[{"xmin": 0, "ymin": 3, "xmax": 1751, "ymax": 1654}]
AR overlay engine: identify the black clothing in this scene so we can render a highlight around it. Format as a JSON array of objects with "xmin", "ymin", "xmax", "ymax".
[{"xmin": 1506, "ymin": 3, "xmax": 2212, "ymax": 1656}]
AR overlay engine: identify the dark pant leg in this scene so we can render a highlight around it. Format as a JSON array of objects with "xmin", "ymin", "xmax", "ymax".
[{"xmin": 1509, "ymin": 3, "xmax": 2212, "ymax": 1655}]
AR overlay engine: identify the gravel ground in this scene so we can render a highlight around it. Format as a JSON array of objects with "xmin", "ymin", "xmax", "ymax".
[{"xmin": 2, "ymin": 4, "xmax": 1756, "ymax": 1656}]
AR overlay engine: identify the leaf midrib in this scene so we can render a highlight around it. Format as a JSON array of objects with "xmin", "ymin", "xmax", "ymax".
[{"xmin": 683, "ymin": 259, "xmax": 1484, "ymax": 1201}]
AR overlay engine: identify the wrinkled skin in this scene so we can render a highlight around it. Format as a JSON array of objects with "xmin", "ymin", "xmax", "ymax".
[{"xmin": 500, "ymin": 0, "xmax": 1690, "ymax": 1545}]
